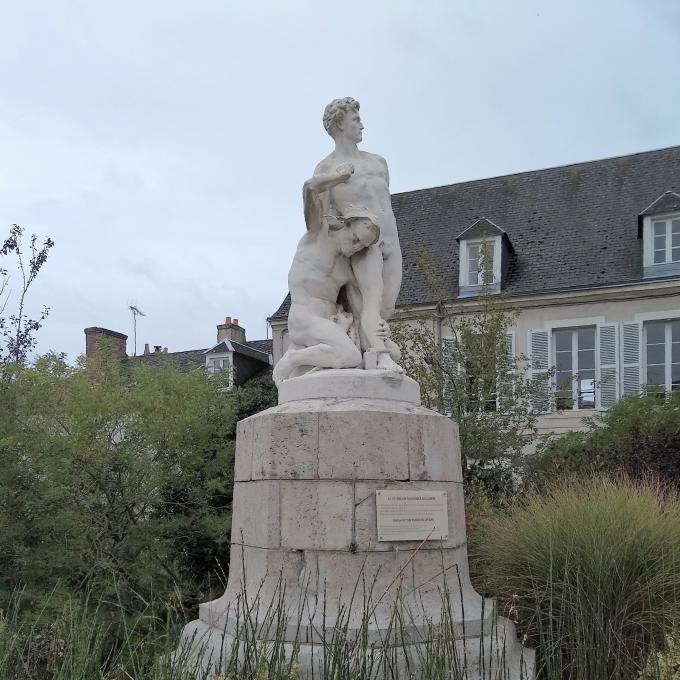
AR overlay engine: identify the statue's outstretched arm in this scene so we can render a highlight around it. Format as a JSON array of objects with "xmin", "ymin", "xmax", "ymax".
[{"xmin": 302, "ymin": 165, "xmax": 354, "ymax": 231}]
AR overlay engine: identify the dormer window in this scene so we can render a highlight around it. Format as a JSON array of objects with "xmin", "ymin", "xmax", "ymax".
[
  {"xmin": 466, "ymin": 241, "xmax": 495, "ymax": 286},
  {"xmin": 651, "ymin": 217, "xmax": 680, "ymax": 264},
  {"xmin": 208, "ymin": 357, "xmax": 231, "ymax": 375},
  {"xmin": 640, "ymin": 192, "xmax": 680, "ymax": 278},
  {"xmin": 457, "ymin": 217, "xmax": 513, "ymax": 298}
]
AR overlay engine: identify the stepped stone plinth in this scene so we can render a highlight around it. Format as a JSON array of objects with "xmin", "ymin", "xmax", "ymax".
[{"xmin": 179, "ymin": 369, "xmax": 534, "ymax": 678}]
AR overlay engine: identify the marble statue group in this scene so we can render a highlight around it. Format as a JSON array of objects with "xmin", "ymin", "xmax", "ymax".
[
  {"xmin": 273, "ymin": 97, "xmax": 404, "ymax": 385},
  {"xmin": 180, "ymin": 97, "xmax": 535, "ymax": 680}
]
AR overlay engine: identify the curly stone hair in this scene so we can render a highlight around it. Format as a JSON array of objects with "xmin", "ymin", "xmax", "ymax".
[{"xmin": 322, "ymin": 97, "xmax": 360, "ymax": 137}]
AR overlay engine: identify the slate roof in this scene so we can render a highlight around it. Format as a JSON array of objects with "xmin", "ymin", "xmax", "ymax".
[
  {"xmin": 129, "ymin": 338, "xmax": 271, "ymax": 374},
  {"xmin": 130, "ymin": 349, "xmax": 208, "ymax": 372},
  {"xmin": 271, "ymin": 293, "xmax": 291, "ymax": 322},
  {"xmin": 212, "ymin": 340, "xmax": 271, "ymax": 362},
  {"xmin": 269, "ymin": 145, "xmax": 680, "ymax": 321},
  {"xmin": 245, "ymin": 338, "xmax": 273, "ymax": 354}
]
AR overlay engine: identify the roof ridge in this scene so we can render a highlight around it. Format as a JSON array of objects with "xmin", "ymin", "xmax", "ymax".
[
  {"xmin": 141, "ymin": 348, "xmax": 208, "ymax": 356},
  {"xmin": 392, "ymin": 144, "xmax": 680, "ymax": 198},
  {"xmin": 231, "ymin": 340, "xmax": 270, "ymax": 355}
]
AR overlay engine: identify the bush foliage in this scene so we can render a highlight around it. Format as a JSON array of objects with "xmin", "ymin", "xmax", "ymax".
[
  {"xmin": 526, "ymin": 392, "xmax": 680, "ymax": 488},
  {"xmin": 0, "ymin": 351, "xmax": 276, "ymax": 621},
  {"xmin": 474, "ymin": 476, "xmax": 680, "ymax": 679}
]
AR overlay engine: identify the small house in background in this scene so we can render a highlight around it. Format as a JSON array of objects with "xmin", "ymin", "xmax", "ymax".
[{"xmin": 84, "ymin": 316, "xmax": 272, "ymax": 388}]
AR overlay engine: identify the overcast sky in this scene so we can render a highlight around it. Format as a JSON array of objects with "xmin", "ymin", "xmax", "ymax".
[{"xmin": 1, "ymin": 0, "xmax": 679, "ymax": 361}]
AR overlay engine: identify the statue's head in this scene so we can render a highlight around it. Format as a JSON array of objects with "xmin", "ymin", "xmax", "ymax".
[
  {"xmin": 323, "ymin": 97, "xmax": 363, "ymax": 143},
  {"xmin": 329, "ymin": 205, "xmax": 380, "ymax": 257}
]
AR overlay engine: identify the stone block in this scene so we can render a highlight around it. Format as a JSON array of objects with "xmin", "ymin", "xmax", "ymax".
[
  {"xmin": 201, "ymin": 545, "xmax": 319, "ymax": 630},
  {"xmin": 408, "ymin": 547, "xmax": 494, "ymax": 637},
  {"xmin": 251, "ymin": 412, "xmax": 319, "ymax": 480},
  {"xmin": 313, "ymin": 547, "xmax": 486, "ymax": 640},
  {"xmin": 230, "ymin": 481, "xmax": 280, "ymax": 549},
  {"xmin": 279, "ymin": 480, "xmax": 353, "ymax": 550},
  {"xmin": 318, "ymin": 410, "xmax": 409, "ymax": 479},
  {"xmin": 316, "ymin": 549, "xmax": 415, "ymax": 603},
  {"xmin": 353, "ymin": 480, "xmax": 467, "ymax": 551},
  {"xmin": 278, "ymin": 368, "xmax": 420, "ymax": 405},
  {"xmin": 407, "ymin": 413, "xmax": 462, "ymax": 481},
  {"xmin": 233, "ymin": 417, "xmax": 254, "ymax": 481}
]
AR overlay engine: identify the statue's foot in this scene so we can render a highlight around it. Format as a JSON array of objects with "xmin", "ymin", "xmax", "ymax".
[
  {"xmin": 384, "ymin": 338, "xmax": 402, "ymax": 363},
  {"xmin": 376, "ymin": 351, "xmax": 404, "ymax": 373},
  {"xmin": 364, "ymin": 349, "xmax": 404, "ymax": 373},
  {"xmin": 363, "ymin": 348, "xmax": 404, "ymax": 372}
]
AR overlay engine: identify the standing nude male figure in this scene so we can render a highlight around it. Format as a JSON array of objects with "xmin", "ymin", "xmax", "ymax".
[{"xmin": 309, "ymin": 97, "xmax": 403, "ymax": 371}]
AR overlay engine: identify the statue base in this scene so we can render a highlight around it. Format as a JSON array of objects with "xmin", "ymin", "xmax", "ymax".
[{"xmin": 178, "ymin": 370, "xmax": 534, "ymax": 678}]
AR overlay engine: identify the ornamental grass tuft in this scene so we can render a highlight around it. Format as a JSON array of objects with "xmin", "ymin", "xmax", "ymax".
[{"xmin": 473, "ymin": 476, "xmax": 680, "ymax": 680}]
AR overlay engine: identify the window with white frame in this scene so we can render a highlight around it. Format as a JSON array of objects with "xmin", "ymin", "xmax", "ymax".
[
  {"xmin": 644, "ymin": 320, "xmax": 680, "ymax": 392},
  {"xmin": 651, "ymin": 217, "xmax": 680, "ymax": 265},
  {"xmin": 466, "ymin": 240, "xmax": 494, "ymax": 286},
  {"xmin": 442, "ymin": 331, "xmax": 514, "ymax": 414},
  {"xmin": 208, "ymin": 357, "xmax": 230, "ymax": 376},
  {"xmin": 553, "ymin": 327, "xmax": 596, "ymax": 410}
]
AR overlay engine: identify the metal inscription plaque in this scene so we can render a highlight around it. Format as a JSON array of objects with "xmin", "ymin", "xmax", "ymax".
[{"xmin": 375, "ymin": 489, "xmax": 449, "ymax": 542}]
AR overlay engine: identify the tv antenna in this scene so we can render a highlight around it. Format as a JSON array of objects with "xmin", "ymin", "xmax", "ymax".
[{"xmin": 129, "ymin": 305, "xmax": 146, "ymax": 356}]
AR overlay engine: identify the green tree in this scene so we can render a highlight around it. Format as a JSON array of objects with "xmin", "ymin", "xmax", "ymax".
[
  {"xmin": 391, "ymin": 254, "xmax": 551, "ymax": 499},
  {"xmin": 1, "ymin": 224, "xmax": 54, "ymax": 374},
  {"xmin": 0, "ymin": 349, "xmax": 276, "ymax": 617}
]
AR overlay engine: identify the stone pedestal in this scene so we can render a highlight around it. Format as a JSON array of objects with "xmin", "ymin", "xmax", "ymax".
[{"xmin": 179, "ymin": 370, "xmax": 534, "ymax": 678}]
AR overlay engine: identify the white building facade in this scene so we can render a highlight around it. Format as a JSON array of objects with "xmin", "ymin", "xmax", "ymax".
[{"xmin": 269, "ymin": 147, "xmax": 680, "ymax": 436}]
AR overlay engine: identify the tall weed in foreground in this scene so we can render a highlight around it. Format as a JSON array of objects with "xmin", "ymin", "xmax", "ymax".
[
  {"xmin": 473, "ymin": 476, "xmax": 680, "ymax": 679},
  {"xmin": 0, "ymin": 588, "xmax": 209, "ymax": 680},
  {"xmin": 1, "ymin": 571, "xmax": 529, "ymax": 680}
]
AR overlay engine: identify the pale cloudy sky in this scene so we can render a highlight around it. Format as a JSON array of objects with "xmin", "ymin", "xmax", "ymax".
[{"xmin": 1, "ymin": 0, "xmax": 679, "ymax": 361}]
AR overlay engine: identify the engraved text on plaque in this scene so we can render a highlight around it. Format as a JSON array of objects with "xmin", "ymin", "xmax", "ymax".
[{"xmin": 376, "ymin": 489, "xmax": 449, "ymax": 542}]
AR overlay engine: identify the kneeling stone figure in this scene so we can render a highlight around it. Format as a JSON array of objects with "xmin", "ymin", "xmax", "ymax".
[{"xmin": 273, "ymin": 187, "xmax": 380, "ymax": 385}]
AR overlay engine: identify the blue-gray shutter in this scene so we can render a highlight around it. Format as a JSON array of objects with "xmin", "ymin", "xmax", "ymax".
[
  {"xmin": 596, "ymin": 323, "xmax": 619, "ymax": 410},
  {"xmin": 442, "ymin": 337, "xmax": 459, "ymax": 414},
  {"xmin": 497, "ymin": 331, "xmax": 515, "ymax": 411},
  {"xmin": 621, "ymin": 322, "xmax": 642, "ymax": 395},
  {"xmin": 528, "ymin": 329, "xmax": 552, "ymax": 413}
]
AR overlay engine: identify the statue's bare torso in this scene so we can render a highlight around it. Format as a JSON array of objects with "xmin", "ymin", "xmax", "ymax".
[{"xmin": 315, "ymin": 150, "xmax": 400, "ymax": 259}]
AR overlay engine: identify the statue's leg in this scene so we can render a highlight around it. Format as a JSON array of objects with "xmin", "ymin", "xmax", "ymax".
[
  {"xmin": 351, "ymin": 246, "xmax": 402, "ymax": 371},
  {"xmin": 272, "ymin": 349, "xmax": 297, "ymax": 385},
  {"xmin": 273, "ymin": 343, "xmax": 308, "ymax": 384},
  {"xmin": 351, "ymin": 245, "xmax": 385, "ymax": 351},
  {"xmin": 380, "ymin": 248, "xmax": 403, "ymax": 322},
  {"xmin": 380, "ymin": 249, "xmax": 403, "ymax": 362},
  {"xmin": 343, "ymin": 281, "xmax": 365, "ymax": 349},
  {"xmin": 274, "ymin": 314, "xmax": 362, "ymax": 384}
]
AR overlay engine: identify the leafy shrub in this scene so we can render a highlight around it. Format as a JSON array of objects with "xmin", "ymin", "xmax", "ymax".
[
  {"xmin": 525, "ymin": 393, "xmax": 680, "ymax": 489},
  {"xmin": 0, "ymin": 351, "xmax": 276, "ymax": 622},
  {"xmin": 473, "ymin": 477, "xmax": 680, "ymax": 679}
]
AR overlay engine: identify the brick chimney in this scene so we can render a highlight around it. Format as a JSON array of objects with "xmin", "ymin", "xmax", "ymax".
[
  {"xmin": 84, "ymin": 327, "xmax": 128, "ymax": 359},
  {"xmin": 217, "ymin": 316, "xmax": 246, "ymax": 345}
]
